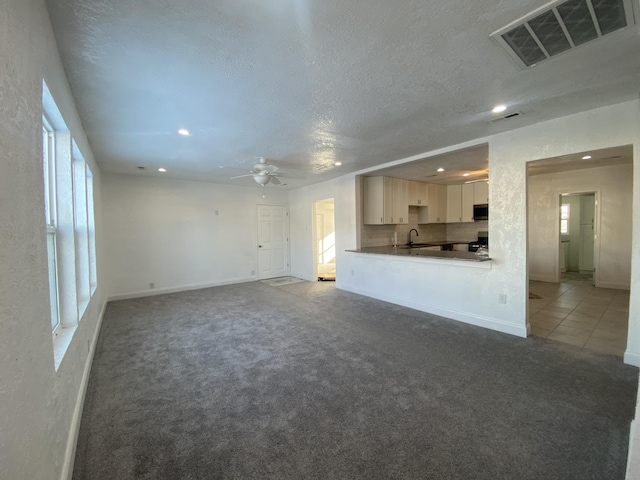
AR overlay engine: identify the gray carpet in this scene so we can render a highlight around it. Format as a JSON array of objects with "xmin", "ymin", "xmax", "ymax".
[{"xmin": 73, "ymin": 281, "xmax": 638, "ymax": 480}]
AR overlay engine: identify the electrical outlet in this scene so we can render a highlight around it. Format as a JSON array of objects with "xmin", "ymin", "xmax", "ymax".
[
  {"xmin": 149, "ymin": 282, "xmax": 155, "ymax": 289},
  {"xmin": 499, "ymin": 294, "xmax": 507, "ymax": 304}
]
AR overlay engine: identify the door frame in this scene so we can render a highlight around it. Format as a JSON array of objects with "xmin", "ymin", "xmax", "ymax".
[
  {"xmin": 555, "ymin": 190, "xmax": 600, "ymax": 286},
  {"xmin": 311, "ymin": 198, "xmax": 335, "ymax": 281}
]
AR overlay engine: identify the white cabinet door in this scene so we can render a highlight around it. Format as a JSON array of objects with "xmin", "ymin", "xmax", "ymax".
[
  {"xmin": 446, "ymin": 185, "xmax": 462, "ymax": 223},
  {"xmin": 473, "ymin": 182, "xmax": 489, "ymax": 204},
  {"xmin": 462, "ymin": 183, "xmax": 474, "ymax": 222},
  {"xmin": 408, "ymin": 181, "xmax": 428, "ymax": 206},
  {"xmin": 363, "ymin": 176, "xmax": 385, "ymax": 225},
  {"xmin": 436, "ymin": 184, "xmax": 447, "ymax": 223},
  {"xmin": 393, "ymin": 178, "xmax": 409, "ymax": 224},
  {"xmin": 383, "ymin": 177, "xmax": 395, "ymax": 224}
]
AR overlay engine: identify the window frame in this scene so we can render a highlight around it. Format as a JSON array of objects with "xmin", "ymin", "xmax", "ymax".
[{"xmin": 560, "ymin": 203, "xmax": 570, "ymax": 235}]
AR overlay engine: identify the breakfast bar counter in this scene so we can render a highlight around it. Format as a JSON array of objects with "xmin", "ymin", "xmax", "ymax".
[{"xmin": 346, "ymin": 245, "xmax": 491, "ymax": 262}]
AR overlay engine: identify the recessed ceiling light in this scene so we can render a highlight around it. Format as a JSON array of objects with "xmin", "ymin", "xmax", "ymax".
[
  {"xmin": 463, "ymin": 173, "xmax": 470, "ymax": 177},
  {"xmin": 219, "ymin": 165, "xmax": 224, "ymax": 169},
  {"xmin": 582, "ymin": 155, "xmax": 592, "ymax": 160},
  {"xmin": 492, "ymin": 104, "xmax": 507, "ymax": 113},
  {"xmin": 437, "ymin": 168, "xmax": 444, "ymax": 172},
  {"xmin": 158, "ymin": 168, "xmax": 166, "ymax": 172},
  {"xmin": 178, "ymin": 128, "xmax": 191, "ymax": 136},
  {"xmin": 334, "ymin": 161, "xmax": 342, "ymax": 166}
]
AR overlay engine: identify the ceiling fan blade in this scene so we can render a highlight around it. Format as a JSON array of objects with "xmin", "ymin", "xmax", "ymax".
[
  {"xmin": 230, "ymin": 174, "xmax": 254, "ymax": 180},
  {"xmin": 270, "ymin": 176, "xmax": 281, "ymax": 185}
]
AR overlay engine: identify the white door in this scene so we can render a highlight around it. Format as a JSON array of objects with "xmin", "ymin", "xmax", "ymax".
[{"xmin": 257, "ymin": 205, "xmax": 289, "ymax": 279}]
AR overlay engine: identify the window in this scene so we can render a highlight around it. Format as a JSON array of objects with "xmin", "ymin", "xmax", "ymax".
[
  {"xmin": 42, "ymin": 80, "xmax": 98, "ymax": 366},
  {"xmin": 560, "ymin": 203, "xmax": 570, "ymax": 234},
  {"xmin": 42, "ymin": 115, "xmax": 60, "ymax": 333}
]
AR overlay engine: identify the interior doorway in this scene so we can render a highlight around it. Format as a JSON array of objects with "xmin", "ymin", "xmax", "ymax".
[
  {"xmin": 312, "ymin": 198, "xmax": 336, "ymax": 281},
  {"xmin": 559, "ymin": 192, "xmax": 596, "ymax": 285}
]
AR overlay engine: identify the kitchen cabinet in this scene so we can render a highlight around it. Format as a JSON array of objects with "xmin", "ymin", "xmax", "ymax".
[
  {"xmin": 408, "ymin": 181, "xmax": 428, "ymax": 206},
  {"xmin": 418, "ymin": 183, "xmax": 446, "ymax": 223},
  {"xmin": 363, "ymin": 176, "xmax": 408, "ymax": 225},
  {"xmin": 446, "ymin": 184, "xmax": 474, "ymax": 223},
  {"xmin": 473, "ymin": 181, "xmax": 489, "ymax": 204}
]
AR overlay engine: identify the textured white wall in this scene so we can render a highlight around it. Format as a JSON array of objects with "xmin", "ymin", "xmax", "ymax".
[
  {"xmin": 102, "ymin": 173, "xmax": 289, "ymax": 298},
  {"xmin": 0, "ymin": 2, "xmax": 106, "ymax": 479},
  {"xmin": 528, "ymin": 165, "xmax": 632, "ymax": 287}
]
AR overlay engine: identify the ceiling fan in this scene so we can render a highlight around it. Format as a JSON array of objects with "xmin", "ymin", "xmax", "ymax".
[{"xmin": 230, "ymin": 157, "xmax": 303, "ymax": 186}]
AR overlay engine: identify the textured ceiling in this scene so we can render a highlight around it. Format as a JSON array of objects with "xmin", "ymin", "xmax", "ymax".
[{"xmin": 45, "ymin": 0, "xmax": 640, "ymax": 188}]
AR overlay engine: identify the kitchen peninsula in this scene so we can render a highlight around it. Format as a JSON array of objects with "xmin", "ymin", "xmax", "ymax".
[{"xmin": 347, "ymin": 244, "xmax": 490, "ymax": 262}]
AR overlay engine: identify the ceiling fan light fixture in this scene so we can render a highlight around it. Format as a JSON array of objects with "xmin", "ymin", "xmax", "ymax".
[{"xmin": 253, "ymin": 174, "xmax": 271, "ymax": 185}]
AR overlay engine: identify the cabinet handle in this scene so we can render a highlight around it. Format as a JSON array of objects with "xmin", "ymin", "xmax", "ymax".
[{"xmin": 380, "ymin": 217, "xmax": 383, "ymax": 223}]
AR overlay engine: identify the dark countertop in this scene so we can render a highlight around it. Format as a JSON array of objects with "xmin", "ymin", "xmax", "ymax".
[{"xmin": 346, "ymin": 245, "xmax": 491, "ymax": 262}]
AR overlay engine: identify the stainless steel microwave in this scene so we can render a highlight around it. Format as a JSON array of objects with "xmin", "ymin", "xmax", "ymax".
[{"xmin": 473, "ymin": 204, "xmax": 488, "ymax": 221}]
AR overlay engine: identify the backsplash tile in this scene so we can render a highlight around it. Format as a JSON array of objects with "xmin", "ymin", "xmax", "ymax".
[{"xmin": 360, "ymin": 211, "xmax": 488, "ymax": 248}]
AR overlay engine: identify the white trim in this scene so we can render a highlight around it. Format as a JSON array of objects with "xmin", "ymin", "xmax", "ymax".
[
  {"xmin": 529, "ymin": 274, "xmax": 557, "ymax": 283},
  {"xmin": 623, "ymin": 350, "xmax": 640, "ymax": 367},
  {"xmin": 340, "ymin": 283, "xmax": 527, "ymax": 338},
  {"xmin": 108, "ymin": 277, "xmax": 257, "ymax": 302},
  {"xmin": 60, "ymin": 299, "xmax": 108, "ymax": 480},
  {"xmin": 595, "ymin": 281, "xmax": 631, "ymax": 290}
]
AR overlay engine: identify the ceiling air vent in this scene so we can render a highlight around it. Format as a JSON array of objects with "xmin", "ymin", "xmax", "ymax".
[
  {"xmin": 490, "ymin": 111, "xmax": 523, "ymax": 123},
  {"xmin": 492, "ymin": 0, "xmax": 636, "ymax": 67}
]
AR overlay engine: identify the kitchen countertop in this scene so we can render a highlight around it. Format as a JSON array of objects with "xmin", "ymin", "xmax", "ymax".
[{"xmin": 346, "ymin": 245, "xmax": 491, "ymax": 262}]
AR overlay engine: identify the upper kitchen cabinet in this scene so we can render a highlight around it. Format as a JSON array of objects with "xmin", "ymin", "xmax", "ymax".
[
  {"xmin": 418, "ymin": 183, "xmax": 446, "ymax": 223},
  {"xmin": 473, "ymin": 181, "xmax": 489, "ymax": 204},
  {"xmin": 363, "ymin": 176, "xmax": 409, "ymax": 225},
  {"xmin": 446, "ymin": 184, "xmax": 474, "ymax": 223},
  {"xmin": 408, "ymin": 181, "xmax": 428, "ymax": 206}
]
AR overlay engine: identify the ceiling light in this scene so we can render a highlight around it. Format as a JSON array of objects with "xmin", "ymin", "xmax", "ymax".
[
  {"xmin": 582, "ymin": 155, "xmax": 592, "ymax": 160},
  {"xmin": 437, "ymin": 168, "xmax": 445, "ymax": 172},
  {"xmin": 334, "ymin": 161, "xmax": 342, "ymax": 166},
  {"xmin": 178, "ymin": 128, "xmax": 191, "ymax": 136},
  {"xmin": 158, "ymin": 168, "xmax": 166, "ymax": 172},
  {"xmin": 492, "ymin": 104, "xmax": 507, "ymax": 113},
  {"xmin": 463, "ymin": 173, "xmax": 470, "ymax": 177}
]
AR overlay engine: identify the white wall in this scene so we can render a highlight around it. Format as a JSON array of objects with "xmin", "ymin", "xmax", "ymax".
[
  {"xmin": 102, "ymin": 173, "xmax": 289, "ymax": 298},
  {"xmin": 0, "ymin": 1, "xmax": 106, "ymax": 479},
  {"xmin": 528, "ymin": 164, "xmax": 633, "ymax": 288}
]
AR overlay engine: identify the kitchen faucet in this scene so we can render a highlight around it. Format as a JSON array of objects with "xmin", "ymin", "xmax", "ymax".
[{"xmin": 409, "ymin": 228, "xmax": 419, "ymax": 245}]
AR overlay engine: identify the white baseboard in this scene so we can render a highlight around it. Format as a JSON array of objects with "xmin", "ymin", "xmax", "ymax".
[
  {"xmin": 595, "ymin": 281, "xmax": 630, "ymax": 290},
  {"xmin": 624, "ymin": 350, "xmax": 640, "ymax": 367},
  {"xmin": 60, "ymin": 299, "xmax": 108, "ymax": 480},
  {"xmin": 108, "ymin": 276, "xmax": 257, "ymax": 302},
  {"xmin": 340, "ymin": 284, "xmax": 528, "ymax": 338}
]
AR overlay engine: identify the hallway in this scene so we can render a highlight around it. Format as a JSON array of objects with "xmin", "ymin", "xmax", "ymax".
[{"xmin": 529, "ymin": 276, "xmax": 629, "ymax": 357}]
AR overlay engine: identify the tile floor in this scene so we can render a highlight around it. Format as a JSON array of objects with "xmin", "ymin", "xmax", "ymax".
[{"xmin": 529, "ymin": 273, "xmax": 630, "ymax": 357}]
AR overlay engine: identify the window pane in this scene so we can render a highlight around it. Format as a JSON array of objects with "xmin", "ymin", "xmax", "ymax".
[
  {"xmin": 86, "ymin": 165, "xmax": 97, "ymax": 293},
  {"xmin": 74, "ymin": 157, "xmax": 90, "ymax": 314},
  {"xmin": 47, "ymin": 231, "xmax": 60, "ymax": 331}
]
